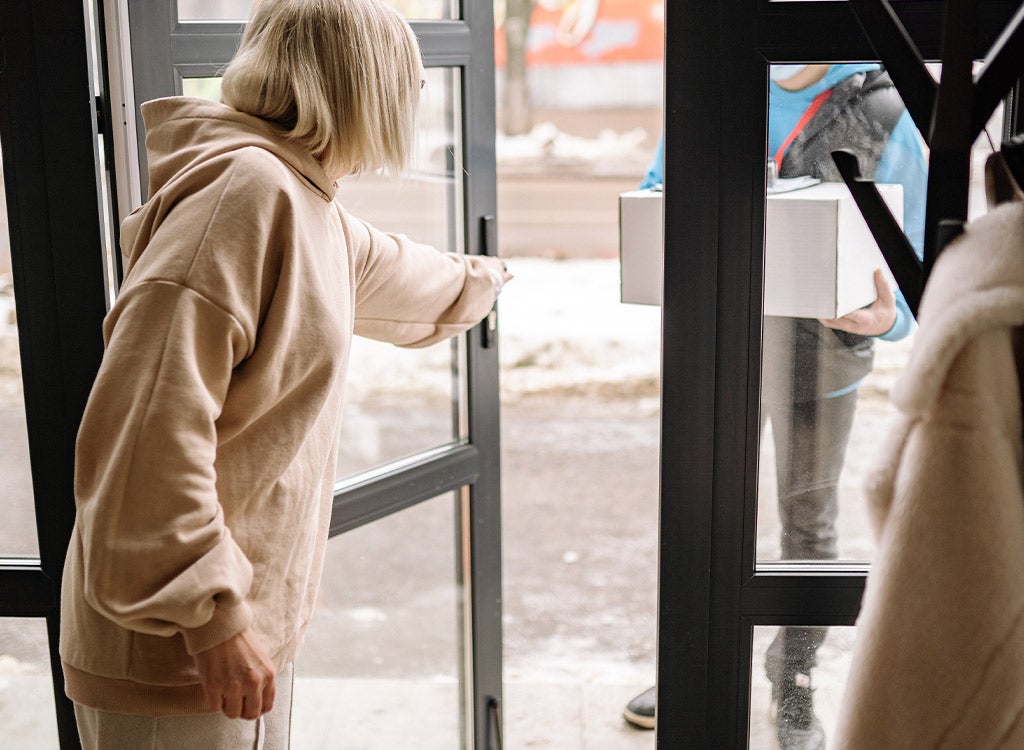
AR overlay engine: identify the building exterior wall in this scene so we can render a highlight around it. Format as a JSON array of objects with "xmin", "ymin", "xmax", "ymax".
[{"xmin": 496, "ymin": 0, "xmax": 664, "ymax": 110}]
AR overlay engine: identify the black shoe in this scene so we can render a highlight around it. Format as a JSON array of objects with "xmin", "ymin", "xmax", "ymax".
[
  {"xmin": 775, "ymin": 675, "xmax": 826, "ymax": 750},
  {"xmin": 777, "ymin": 711, "xmax": 826, "ymax": 750},
  {"xmin": 623, "ymin": 686, "xmax": 656, "ymax": 730}
]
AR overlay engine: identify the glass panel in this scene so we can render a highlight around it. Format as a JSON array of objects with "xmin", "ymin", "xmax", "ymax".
[
  {"xmin": 756, "ymin": 62, "xmax": 998, "ymax": 564},
  {"xmin": 177, "ymin": 0, "xmax": 456, "ymax": 22},
  {"xmin": 0, "ymin": 618, "xmax": 59, "ymax": 749},
  {"xmin": 749, "ymin": 625, "xmax": 855, "ymax": 749},
  {"xmin": 181, "ymin": 77, "xmax": 222, "ymax": 101},
  {"xmin": 0, "ymin": 144, "xmax": 39, "ymax": 559},
  {"xmin": 293, "ymin": 492, "xmax": 465, "ymax": 748},
  {"xmin": 336, "ymin": 67, "xmax": 466, "ymax": 479}
]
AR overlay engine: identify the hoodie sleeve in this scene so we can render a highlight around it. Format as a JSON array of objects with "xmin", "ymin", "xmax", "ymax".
[
  {"xmin": 74, "ymin": 279, "xmax": 254, "ymax": 656},
  {"xmin": 340, "ymin": 207, "xmax": 499, "ymax": 348}
]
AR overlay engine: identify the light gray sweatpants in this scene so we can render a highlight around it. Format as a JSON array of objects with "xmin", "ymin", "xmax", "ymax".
[{"xmin": 73, "ymin": 663, "xmax": 294, "ymax": 750}]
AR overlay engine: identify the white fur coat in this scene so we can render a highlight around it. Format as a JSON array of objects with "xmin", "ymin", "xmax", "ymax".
[{"xmin": 835, "ymin": 202, "xmax": 1024, "ymax": 748}]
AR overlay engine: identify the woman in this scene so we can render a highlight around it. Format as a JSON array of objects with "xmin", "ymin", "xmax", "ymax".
[{"xmin": 59, "ymin": 1, "xmax": 510, "ymax": 747}]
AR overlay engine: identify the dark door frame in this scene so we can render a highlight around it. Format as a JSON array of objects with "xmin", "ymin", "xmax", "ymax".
[
  {"xmin": 0, "ymin": 2, "xmax": 110, "ymax": 748},
  {"xmin": 657, "ymin": 1, "xmax": 1024, "ymax": 746}
]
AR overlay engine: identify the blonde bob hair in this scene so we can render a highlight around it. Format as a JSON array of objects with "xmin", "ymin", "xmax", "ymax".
[{"xmin": 221, "ymin": 0, "xmax": 422, "ymax": 177}]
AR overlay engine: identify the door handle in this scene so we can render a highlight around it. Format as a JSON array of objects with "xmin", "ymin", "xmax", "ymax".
[{"xmin": 480, "ymin": 214, "xmax": 499, "ymax": 350}]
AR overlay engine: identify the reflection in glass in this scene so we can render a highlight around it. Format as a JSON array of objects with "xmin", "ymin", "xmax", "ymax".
[
  {"xmin": 0, "ymin": 618, "xmax": 59, "ymax": 748},
  {"xmin": 293, "ymin": 492, "xmax": 465, "ymax": 748},
  {"xmin": 756, "ymin": 63, "xmax": 1000, "ymax": 564},
  {"xmin": 336, "ymin": 67, "xmax": 466, "ymax": 479},
  {"xmin": 750, "ymin": 626, "xmax": 855, "ymax": 750},
  {"xmin": 177, "ymin": 0, "xmax": 456, "ymax": 21},
  {"xmin": 0, "ymin": 144, "xmax": 38, "ymax": 559}
]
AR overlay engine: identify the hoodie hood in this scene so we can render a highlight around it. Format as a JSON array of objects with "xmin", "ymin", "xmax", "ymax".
[{"xmin": 140, "ymin": 97, "xmax": 337, "ymax": 204}]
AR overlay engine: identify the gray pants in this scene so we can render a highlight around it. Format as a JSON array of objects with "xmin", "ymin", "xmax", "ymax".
[
  {"xmin": 764, "ymin": 390, "xmax": 857, "ymax": 562},
  {"xmin": 74, "ymin": 662, "xmax": 294, "ymax": 750},
  {"xmin": 762, "ymin": 391, "xmax": 857, "ymax": 680}
]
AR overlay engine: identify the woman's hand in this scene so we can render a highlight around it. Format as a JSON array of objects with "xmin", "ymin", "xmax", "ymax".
[
  {"xmin": 490, "ymin": 256, "xmax": 514, "ymax": 284},
  {"xmin": 819, "ymin": 268, "xmax": 896, "ymax": 337},
  {"xmin": 483, "ymin": 256, "xmax": 513, "ymax": 294},
  {"xmin": 194, "ymin": 627, "xmax": 276, "ymax": 720}
]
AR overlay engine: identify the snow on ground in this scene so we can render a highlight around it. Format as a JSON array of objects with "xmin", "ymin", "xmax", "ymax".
[
  {"xmin": 498, "ymin": 257, "xmax": 661, "ymax": 396},
  {"xmin": 343, "ymin": 258, "xmax": 662, "ymax": 401},
  {"xmin": 496, "ymin": 122, "xmax": 652, "ymax": 176},
  {"xmin": 343, "ymin": 254, "xmax": 914, "ymax": 406}
]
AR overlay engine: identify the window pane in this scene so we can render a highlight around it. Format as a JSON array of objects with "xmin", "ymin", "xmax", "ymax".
[
  {"xmin": 336, "ymin": 67, "xmax": 466, "ymax": 479},
  {"xmin": 0, "ymin": 144, "xmax": 38, "ymax": 559},
  {"xmin": 0, "ymin": 618, "xmax": 59, "ymax": 749},
  {"xmin": 756, "ymin": 63, "xmax": 997, "ymax": 564},
  {"xmin": 180, "ymin": 77, "xmax": 222, "ymax": 101},
  {"xmin": 749, "ymin": 625, "xmax": 855, "ymax": 749},
  {"xmin": 293, "ymin": 492, "xmax": 466, "ymax": 748},
  {"xmin": 177, "ymin": 0, "xmax": 456, "ymax": 21}
]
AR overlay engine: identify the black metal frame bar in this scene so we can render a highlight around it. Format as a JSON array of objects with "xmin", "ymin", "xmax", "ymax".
[
  {"xmin": 459, "ymin": 1, "xmax": 504, "ymax": 746},
  {"xmin": 832, "ymin": 150, "xmax": 924, "ymax": 313},
  {"xmin": 329, "ymin": 444, "xmax": 481, "ymax": 536},
  {"xmin": 659, "ymin": 1, "xmax": 1023, "ymax": 746},
  {"xmin": 846, "ymin": 0, "xmax": 937, "ymax": 131},
  {"xmin": 972, "ymin": 4, "xmax": 1024, "ymax": 137},
  {"xmin": 0, "ymin": 565, "xmax": 57, "ymax": 617},
  {"xmin": 839, "ymin": 0, "xmax": 1024, "ymax": 302}
]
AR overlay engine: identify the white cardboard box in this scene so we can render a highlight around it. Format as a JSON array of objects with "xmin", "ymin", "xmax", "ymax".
[
  {"xmin": 619, "ymin": 183, "xmax": 903, "ymax": 317},
  {"xmin": 619, "ymin": 189, "xmax": 664, "ymax": 306}
]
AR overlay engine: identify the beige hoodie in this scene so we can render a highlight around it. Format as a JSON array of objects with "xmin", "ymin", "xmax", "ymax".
[{"xmin": 59, "ymin": 97, "xmax": 499, "ymax": 715}]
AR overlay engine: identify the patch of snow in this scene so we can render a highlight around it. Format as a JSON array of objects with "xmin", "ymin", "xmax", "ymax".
[
  {"xmin": 496, "ymin": 122, "xmax": 651, "ymax": 174},
  {"xmin": 347, "ymin": 607, "xmax": 390, "ymax": 625},
  {"xmin": 499, "ymin": 257, "xmax": 660, "ymax": 396},
  {"xmin": 344, "ymin": 258, "xmax": 662, "ymax": 400}
]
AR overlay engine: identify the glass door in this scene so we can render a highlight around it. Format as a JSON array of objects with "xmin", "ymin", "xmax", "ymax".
[
  {"xmin": 658, "ymin": 1, "xmax": 1024, "ymax": 747},
  {"xmin": 111, "ymin": 1, "xmax": 503, "ymax": 747}
]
